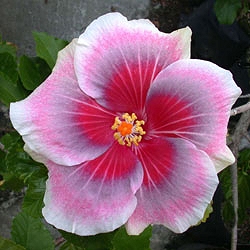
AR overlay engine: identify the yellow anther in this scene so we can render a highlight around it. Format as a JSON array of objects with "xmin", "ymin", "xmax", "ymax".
[
  {"xmin": 111, "ymin": 113, "xmax": 145, "ymax": 147},
  {"xmin": 111, "ymin": 117, "xmax": 121, "ymax": 130}
]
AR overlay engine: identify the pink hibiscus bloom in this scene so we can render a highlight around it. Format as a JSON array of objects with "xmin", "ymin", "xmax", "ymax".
[{"xmin": 10, "ymin": 13, "xmax": 241, "ymax": 235}]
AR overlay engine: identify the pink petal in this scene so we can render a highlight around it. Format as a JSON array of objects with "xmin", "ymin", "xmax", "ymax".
[
  {"xmin": 145, "ymin": 59, "xmax": 241, "ymax": 172},
  {"xmin": 42, "ymin": 144, "xmax": 143, "ymax": 235},
  {"xmin": 74, "ymin": 13, "xmax": 191, "ymax": 114},
  {"xmin": 10, "ymin": 40, "xmax": 115, "ymax": 166},
  {"xmin": 126, "ymin": 138, "xmax": 218, "ymax": 234}
]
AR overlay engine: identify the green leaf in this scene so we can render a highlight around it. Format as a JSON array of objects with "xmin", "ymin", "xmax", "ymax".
[
  {"xmin": 1, "ymin": 134, "xmax": 45, "ymax": 190},
  {"xmin": 0, "ymin": 132, "xmax": 19, "ymax": 175},
  {"xmin": 0, "ymin": 132, "xmax": 20, "ymax": 151},
  {"xmin": 19, "ymin": 56, "xmax": 49, "ymax": 90},
  {"xmin": 112, "ymin": 226, "xmax": 152, "ymax": 250},
  {"xmin": 0, "ymin": 72, "xmax": 28, "ymax": 106},
  {"xmin": 0, "ymin": 52, "xmax": 18, "ymax": 83},
  {"xmin": 220, "ymin": 149, "xmax": 250, "ymax": 224},
  {"xmin": 238, "ymin": 148, "xmax": 250, "ymax": 174},
  {"xmin": 0, "ymin": 235, "xmax": 25, "ymax": 250},
  {"xmin": 60, "ymin": 230, "xmax": 116, "ymax": 250},
  {"xmin": 234, "ymin": 149, "xmax": 250, "ymax": 223},
  {"xmin": 0, "ymin": 174, "xmax": 25, "ymax": 191},
  {"xmin": 11, "ymin": 211, "xmax": 54, "ymax": 250},
  {"xmin": 0, "ymin": 149, "xmax": 6, "ymax": 176},
  {"xmin": 196, "ymin": 202, "xmax": 213, "ymax": 225},
  {"xmin": 0, "ymin": 52, "xmax": 27, "ymax": 106},
  {"xmin": 60, "ymin": 242, "xmax": 85, "ymax": 250},
  {"xmin": 238, "ymin": 174, "xmax": 250, "ymax": 223},
  {"xmin": 214, "ymin": 0, "xmax": 241, "ymax": 25},
  {"xmin": 33, "ymin": 32, "xmax": 68, "ymax": 69},
  {"xmin": 0, "ymin": 40, "xmax": 17, "ymax": 59},
  {"xmin": 22, "ymin": 167, "xmax": 47, "ymax": 218},
  {"xmin": 5, "ymin": 136, "xmax": 42, "ymax": 181}
]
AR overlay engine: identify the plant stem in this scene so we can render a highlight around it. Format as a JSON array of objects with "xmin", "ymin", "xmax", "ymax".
[
  {"xmin": 229, "ymin": 109, "xmax": 250, "ymax": 250},
  {"xmin": 230, "ymin": 162, "xmax": 238, "ymax": 250},
  {"xmin": 230, "ymin": 102, "xmax": 250, "ymax": 116}
]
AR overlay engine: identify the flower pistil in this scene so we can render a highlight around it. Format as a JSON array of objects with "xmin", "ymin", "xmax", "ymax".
[{"xmin": 111, "ymin": 113, "xmax": 145, "ymax": 146}]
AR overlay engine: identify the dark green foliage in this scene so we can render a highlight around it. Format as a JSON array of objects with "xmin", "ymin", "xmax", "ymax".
[
  {"xmin": 0, "ymin": 41, "xmax": 16, "ymax": 58},
  {"xmin": 0, "ymin": 52, "xmax": 28, "ymax": 106},
  {"xmin": 0, "ymin": 40, "xmax": 29, "ymax": 106},
  {"xmin": 22, "ymin": 167, "xmax": 47, "ymax": 218},
  {"xmin": 214, "ymin": 0, "xmax": 248, "ymax": 25},
  {"xmin": 11, "ymin": 211, "xmax": 54, "ymax": 250},
  {"xmin": 220, "ymin": 149, "xmax": 250, "ymax": 224},
  {"xmin": 0, "ymin": 52, "xmax": 18, "ymax": 83},
  {"xmin": 19, "ymin": 56, "xmax": 50, "ymax": 90},
  {"xmin": 112, "ymin": 226, "xmax": 152, "ymax": 250},
  {"xmin": 0, "ymin": 32, "xmax": 64, "ymax": 106},
  {"xmin": 0, "ymin": 235, "xmax": 25, "ymax": 250},
  {"xmin": 0, "ymin": 132, "xmax": 28, "ymax": 191},
  {"xmin": 60, "ymin": 226, "xmax": 152, "ymax": 250},
  {"xmin": 33, "ymin": 31, "xmax": 68, "ymax": 69},
  {"xmin": 60, "ymin": 242, "xmax": 85, "ymax": 250},
  {"xmin": 60, "ymin": 230, "xmax": 116, "ymax": 250}
]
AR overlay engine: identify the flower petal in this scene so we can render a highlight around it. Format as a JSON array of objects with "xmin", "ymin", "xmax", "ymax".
[
  {"xmin": 42, "ymin": 143, "xmax": 143, "ymax": 235},
  {"xmin": 145, "ymin": 59, "xmax": 241, "ymax": 172},
  {"xmin": 10, "ymin": 40, "xmax": 115, "ymax": 166},
  {"xmin": 75, "ymin": 12, "xmax": 191, "ymax": 114},
  {"xmin": 126, "ymin": 138, "xmax": 218, "ymax": 235}
]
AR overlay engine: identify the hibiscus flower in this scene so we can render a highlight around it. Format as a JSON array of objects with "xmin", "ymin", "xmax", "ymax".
[{"xmin": 10, "ymin": 13, "xmax": 241, "ymax": 236}]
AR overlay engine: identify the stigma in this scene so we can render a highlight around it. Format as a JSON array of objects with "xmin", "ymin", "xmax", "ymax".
[{"xmin": 111, "ymin": 113, "xmax": 146, "ymax": 146}]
